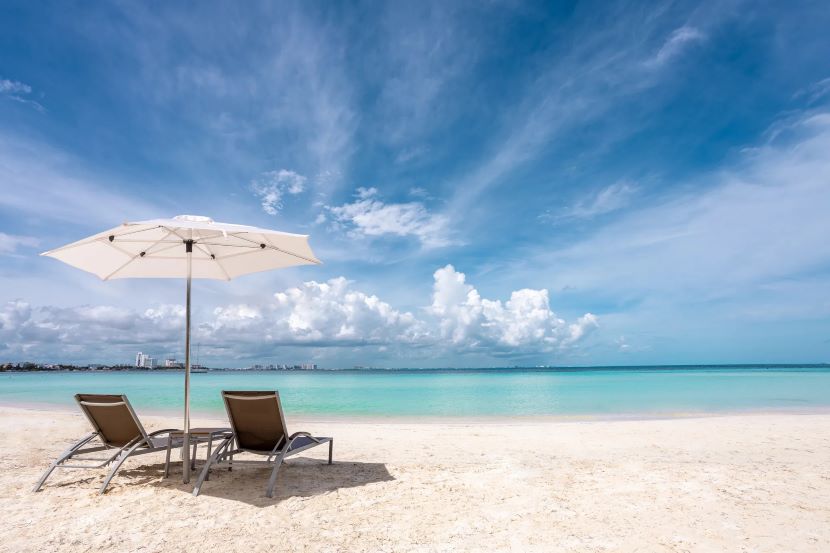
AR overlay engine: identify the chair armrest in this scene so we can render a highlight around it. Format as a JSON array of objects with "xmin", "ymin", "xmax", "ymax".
[
  {"xmin": 147, "ymin": 428, "xmax": 181, "ymax": 437},
  {"xmin": 289, "ymin": 431, "xmax": 321, "ymax": 443}
]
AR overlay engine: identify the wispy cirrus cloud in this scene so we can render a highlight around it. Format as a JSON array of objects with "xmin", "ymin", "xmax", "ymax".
[
  {"xmin": 538, "ymin": 111, "xmax": 830, "ymax": 295},
  {"xmin": 445, "ymin": 7, "xmax": 726, "ymax": 221},
  {"xmin": 645, "ymin": 26, "xmax": 706, "ymax": 68},
  {"xmin": 0, "ymin": 233, "xmax": 40, "ymax": 256},
  {"xmin": 80, "ymin": 3, "xmax": 357, "ymax": 197},
  {"xmin": 0, "ymin": 134, "xmax": 160, "ymax": 226},
  {"xmin": 0, "ymin": 77, "xmax": 44, "ymax": 112},
  {"xmin": 541, "ymin": 181, "xmax": 638, "ymax": 222}
]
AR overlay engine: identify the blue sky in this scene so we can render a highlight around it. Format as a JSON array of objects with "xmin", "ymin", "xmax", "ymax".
[{"xmin": 1, "ymin": 0, "xmax": 829, "ymax": 367}]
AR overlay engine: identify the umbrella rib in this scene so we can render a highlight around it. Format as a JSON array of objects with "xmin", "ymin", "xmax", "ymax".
[
  {"xmin": 210, "ymin": 249, "xmax": 267, "ymax": 262},
  {"xmin": 110, "ymin": 239, "xmax": 182, "ymax": 244},
  {"xmin": 42, "ymin": 224, "xmax": 159, "ymax": 255},
  {"xmin": 230, "ymin": 233, "xmax": 321, "ymax": 265},
  {"xmin": 193, "ymin": 241, "xmax": 232, "ymax": 281},
  {"xmin": 142, "ymin": 242, "xmax": 182, "ymax": 257},
  {"xmin": 109, "ymin": 225, "xmax": 164, "ymax": 239},
  {"xmin": 103, "ymin": 229, "xmax": 182, "ymax": 280},
  {"xmin": 101, "ymin": 238, "xmax": 138, "ymax": 259},
  {"xmin": 102, "ymin": 252, "xmax": 143, "ymax": 280},
  {"xmin": 197, "ymin": 242, "xmax": 261, "ymax": 249}
]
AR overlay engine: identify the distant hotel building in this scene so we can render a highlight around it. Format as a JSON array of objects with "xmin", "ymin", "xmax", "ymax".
[{"xmin": 134, "ymin": 352, "xmax": 157, "ymax": 369}]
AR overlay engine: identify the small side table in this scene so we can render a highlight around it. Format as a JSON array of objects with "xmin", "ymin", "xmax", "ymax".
[{"xmin": 164, "ymin": 427, "xmax": 232, "ymax": 479}]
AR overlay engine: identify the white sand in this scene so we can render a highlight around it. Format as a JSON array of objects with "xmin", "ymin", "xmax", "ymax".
[{"xmin": 1, "ymin": 406, "xmax": 829, "ymax": 552}]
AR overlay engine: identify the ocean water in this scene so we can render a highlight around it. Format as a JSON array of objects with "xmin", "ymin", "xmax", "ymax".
[{"xmin": 1, "ymin": 366, "xmax": 829, "ymax": 418}]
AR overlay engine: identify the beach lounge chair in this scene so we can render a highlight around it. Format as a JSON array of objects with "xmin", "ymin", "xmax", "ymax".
[
  {"xmin": 33, "ymin": 394, "xmax": 180, "ymax": 494},
  {"xmin": 192, "ymin": 390, "xmax": 332, "ymax": 498}
]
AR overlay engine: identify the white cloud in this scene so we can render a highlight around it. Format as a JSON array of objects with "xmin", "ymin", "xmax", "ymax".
[
  {"xmin": 430, "ymin": 265, "xmax": 597, "ymax": 352},
  {"xmin": 0, "ymin": 300, "xmax": 186, "ymax": 359},
  {"xmin": 327, "ymin": 188, "xmax": 456, "ymax": 248},
  {"xmin": 795, "ymin": 77, "xmax": 830, "ymax": 105},
  {"xmin": 251, "ymin": 169, "xmax": 307, "ymax": 215},
  {"xmin": 446, "ymin": 10, "xmax": 722, "ymax": 217},
  {"xmin": 535, "ymin": 111, "xmax": 830, "ymax": 298},
  {"xmin": 0, "ymin": 78, "xmax": 31, "ymax": 94},
  {"xmin": 0, "ymin": 267, "xmax": 597, "ymax": 362},
  {"xmin": 203, "ymin": 277, "xmax": 428, "ymax": 348},
  {"xmin": 0, "ymin": 77, "xmax": 44, "ymax": 112},
  {"xmin": 0, "ymin": 133, "xmax": 161, "ymax": 226},
  {"xmin": 0, "ymin": 233, "xmax": 39, "ymax": 255},
  {"xmin": 647, "ymin": 26, "xmax": 706, "ymax": 67},
  {"xmin": 543, "ymin": 181, "xmax": 638, "ymax": 221}
]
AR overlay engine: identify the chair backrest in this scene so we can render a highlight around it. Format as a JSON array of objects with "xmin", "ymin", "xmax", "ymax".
[
  {"xmin": 222, "ymin": 391, "xmax": 288, "ymax": 453},
  {"xmin": 75, "ymin": 394, "xmax": 149, "ymax": 448}
]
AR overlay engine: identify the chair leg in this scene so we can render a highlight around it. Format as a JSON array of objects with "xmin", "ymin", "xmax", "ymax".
[
  {"xmin": 33, "ymin": 433, "xmax": 98, "ymax": 492},
  {"xmin": 33, "ymin": 461, "xmax": 61, "ymax": 493},
  {"xmin": 192, "ymin": 437, "xmax": 232, "ymax": 497},
  {"xmin": 328, "ymin": 439, "xmax": 333, "ymax": 465},
  {"xmin": 164, "ymin": 436, "xmax": 173, "ymax": 479},
  {"xmin": 191, "ymin": 441, "xmax": 198, "ymax": 470},
  {"xmin": 99, "ymin": 441, "xmax": 145, "ymax": 494},
  {"xmin": 265, "ymin": 451, "xmax": 289, "ymax": 498}
]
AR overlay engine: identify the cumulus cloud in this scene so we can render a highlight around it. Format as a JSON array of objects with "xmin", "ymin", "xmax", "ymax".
[
  {"xmin": 327, "ymin": 187, "xmax": 455, "ymax": 248},
  {"xmin": 430, "ymin": 265, "xmax": 597, "ymax": 353},
  {"xmin": 210, "ymin": 277, "xmax": 427, "ymax": 347},
  {"xmin": 0, "ymin": 301, "xmax": 186, "ymax": 358},
  {"xmin": 251, "ymin": 169, "xmax": 307, "ymax": 215},
  {"xmin": 0, "ymin": 267, "xmax": 596, "ymax": 362}
]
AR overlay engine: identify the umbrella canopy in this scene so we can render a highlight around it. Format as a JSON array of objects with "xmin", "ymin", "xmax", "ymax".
[
  {"xmin": 42, "ymin": 214, "xmax": 320, "ymax": 280},
  {"xmin": 42, "ymin": 214, "xmax": 321, "ymax": 482}
]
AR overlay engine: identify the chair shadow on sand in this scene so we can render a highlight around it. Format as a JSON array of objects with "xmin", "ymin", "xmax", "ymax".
[{"xmin": 114, "ymin": 458, "xmax": 395, "ymax": 506}]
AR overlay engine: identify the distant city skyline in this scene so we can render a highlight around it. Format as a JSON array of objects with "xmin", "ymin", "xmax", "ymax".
[{"xmin": 1, "ymin": 1, "xmax": 829, "ymax": 367}]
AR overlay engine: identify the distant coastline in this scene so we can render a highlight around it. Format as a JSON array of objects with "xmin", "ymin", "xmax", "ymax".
[{"xmin": 2, "ymin": 362, "xmax": 829, "ymax": 373}]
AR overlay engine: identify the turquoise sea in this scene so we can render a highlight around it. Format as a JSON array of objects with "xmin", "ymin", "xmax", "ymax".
[{"xmin": 2, "ymin": 366, "xmax": 830, "ymax": 419}]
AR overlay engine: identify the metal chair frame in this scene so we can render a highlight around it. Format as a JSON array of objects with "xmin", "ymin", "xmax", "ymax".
[
  {"xmin": 192, "ymin": 391, "xmax": 332, "ymax": 498},
  {"xmin": 33, "ymin": 394, "xmax": 180, "ymax": 494}
]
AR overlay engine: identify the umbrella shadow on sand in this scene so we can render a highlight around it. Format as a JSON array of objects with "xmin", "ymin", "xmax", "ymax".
[{"xmin": 115, "ymin": 458, "xmax": 394, "ymax": 506}]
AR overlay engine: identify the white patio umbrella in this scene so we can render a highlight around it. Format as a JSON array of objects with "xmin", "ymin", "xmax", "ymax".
[{"xmin": 42, "ymin": 214, "xmax": 321, "ymax": 482}]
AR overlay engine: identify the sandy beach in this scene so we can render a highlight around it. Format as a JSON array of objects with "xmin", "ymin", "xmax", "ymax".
[{"xmin": 1, "ymin": 406, "xmax": 828, "ymax": 552}]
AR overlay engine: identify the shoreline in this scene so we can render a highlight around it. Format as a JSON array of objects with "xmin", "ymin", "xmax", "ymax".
[
  {"xmin": 4, "ymin": 363, "xmax": 830, "ymax": 373},
  {"xmin": 4, "ymin": 400, "xmax": 830, "ymax": 425}
]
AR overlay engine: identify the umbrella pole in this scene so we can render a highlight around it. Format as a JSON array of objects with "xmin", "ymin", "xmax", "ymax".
[{"xmin": 183, "ymin": 240, "xmax": 193, "ymax": 483}]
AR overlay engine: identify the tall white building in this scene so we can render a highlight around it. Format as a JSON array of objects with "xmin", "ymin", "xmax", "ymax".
[{"xmin": 135, "ymin": 352, "xmax": 157, "ymax": 369}]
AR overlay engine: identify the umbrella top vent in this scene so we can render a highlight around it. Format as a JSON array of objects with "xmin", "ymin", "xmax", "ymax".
[{"xmin": 173, "ymin": 215, "xmax": 214, "ymax": 223}]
